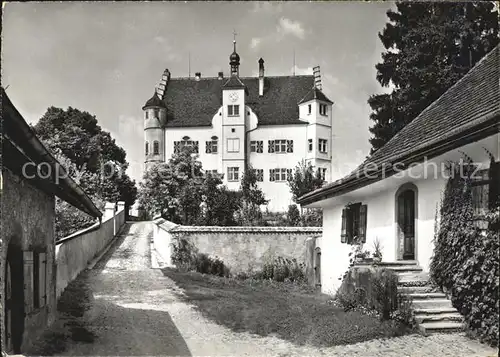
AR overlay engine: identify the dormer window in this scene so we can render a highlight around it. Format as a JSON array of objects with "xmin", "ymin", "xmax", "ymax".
[
  {"xmin": 308, "ymin": 104, "xmax": 312, "ymax": 115},
  {"xmin": 319, "ymin": 104, "xmax": 327, "ymax": 116}
]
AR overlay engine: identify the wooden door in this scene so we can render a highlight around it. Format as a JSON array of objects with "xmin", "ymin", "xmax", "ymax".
[{"xmin": 398, "ymin": 190, "xmax": 415, "ymax": 260}]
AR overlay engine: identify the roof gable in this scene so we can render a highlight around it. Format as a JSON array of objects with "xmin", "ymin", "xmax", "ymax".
[{"xmin": 298, "ymin": 87, "xmax": 334, "ymax": 104}]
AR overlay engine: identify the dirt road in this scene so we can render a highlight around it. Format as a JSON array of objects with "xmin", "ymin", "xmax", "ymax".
[{"xmin": 26, "ymin": 222, "xmax": 498, "ymax": 356}]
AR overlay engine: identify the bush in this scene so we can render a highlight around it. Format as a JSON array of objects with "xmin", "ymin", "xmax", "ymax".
[
  {"xmin": 286, "ymin": 205, "xmax": 301, "ymax": 226},
  {"xmin": 257, "ymin": 256, "xmax": 306, "ymax": 283},
  {"xmin": 430, "ymin": 162, "xmax": 499, "ymax": 346},
  {"xmin": 372, "ymin": 269, "xmax": 398, "ymax": 320},
  {"xmin": 171, "ymin": 236, "xmax": 229, "ymax": 277}
]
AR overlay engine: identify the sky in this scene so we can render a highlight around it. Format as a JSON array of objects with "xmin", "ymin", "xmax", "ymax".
[{"xmin": 2, "ymin": 1, "xmax": 394, "ymax": 184}]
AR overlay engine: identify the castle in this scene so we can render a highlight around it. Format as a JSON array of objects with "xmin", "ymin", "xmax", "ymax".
[{"xmin": 142, "ymin": 40, "xmax": 334, "ymax": 211}]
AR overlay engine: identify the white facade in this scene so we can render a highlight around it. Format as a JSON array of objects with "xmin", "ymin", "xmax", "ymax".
[
  {"xmin": 307, "ymin": 133, "xmax": 499, "ymax": 295},
  {"xmin": 144, "ymin": 83, "xmax": 334, "ymax": 212}
]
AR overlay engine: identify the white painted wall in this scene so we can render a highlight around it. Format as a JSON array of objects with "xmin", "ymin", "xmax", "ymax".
[{"xmin": 313, "ymin": 133, "xmax": 499, "ymax": 296}]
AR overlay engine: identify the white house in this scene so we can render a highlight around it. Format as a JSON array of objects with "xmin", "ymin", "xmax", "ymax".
[
  {"xmin": 142, "ymin": 40, "xmax": 334, "ymax": 211},
  {"xmin": 298, "ymin": 45, "xmax": 500, "ymax": 295}
]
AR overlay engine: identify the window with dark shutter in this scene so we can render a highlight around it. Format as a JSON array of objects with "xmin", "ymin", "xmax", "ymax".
[
  {"xmin": 23, "ymin": 251, "xmax": 34, "ymax": 314},
  {"xmin": 359, "ymin": 205, "xmax": 367, "ymax": 243},
  {"xmin": 257, "ymin": 141, "xmax": 263, "ymax": 153},
  {"xmin": 145, "ymin": 142, "xmax": 149, "ymax": 156},
  {"xmin": 174, "ymin": 141, "xmax": 180, "ymax": 153},
  {"xmin": 341, "ymin": 209, "xmax": 347, "ymax": 243},
  {"xmin": 286, "ymin": 140, "xmax": 294, "ymax": 153},
  {"xmin": 269, "ymin": 169, "xmax": 275, "ymax": 181},
  {"xmin": 286, "ymin": 169, "xmax": 292, "ymax": 181},
  {"xmin": 268, "ymin": 140, "xmax": 275, "ymax": 153},
  {"xmin": 153, "ymin": 141, "xmax": 159, "ymax": 155}
]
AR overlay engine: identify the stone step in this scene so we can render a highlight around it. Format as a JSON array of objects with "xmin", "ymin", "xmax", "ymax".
[
  {"xmin": 397, "ymin": 286, "xmax": 438, "ymax": 294},
  {"xmin": 418, "ymin": 321, "xmax": 464, "ymax": 335},
  {"xmin": 413, "ymin": 307, "xmax": 458, "ymax": 315},
  {"xmin": 415, "ymin": 312, "xmax": 463, "ymax": 324},
  {"xmin": 406, "ymin": 292, "xmax": 447, "ymax": 300},
  {"xmin": 384, "ymin": 265, "xmax": 423, "ymax": 273},
  {"xmin": 377, "ymin": 260, "xmax": 419, "ymax": 267},
  {"xmin": 412, "ymin": 299, "xmax": 454, "ymax": 309}
]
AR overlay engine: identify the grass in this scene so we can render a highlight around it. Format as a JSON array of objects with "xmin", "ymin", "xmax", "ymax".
[{"xmin": 161, "ymin": 268, "xmax": 410, "ymax": 347}]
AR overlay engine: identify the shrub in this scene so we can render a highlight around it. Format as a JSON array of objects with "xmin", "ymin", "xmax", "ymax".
[
  {"xmin": 286, "ymin": 204, "xmax": 301, "ymax": 226},
  {"xmin": 430, "ymin": 162, "xmax": 499, "ymax": 346},
  {"xmin": 372, "ymin": 269, "xmax": 398, "ymax": 320},
  {"xmin": 258, "ymin": 256, "xmax": 305, "ymax": 283}
]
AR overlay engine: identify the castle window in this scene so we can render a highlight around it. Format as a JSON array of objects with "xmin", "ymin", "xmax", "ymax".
[
  {"xmin": 153, "ymin": 109, "xmax": 160, "ymax": 119},
  {"xmin": 174, "ymin": 140, "xmax": 199, "ymax": 154},
  {"xmin": 145, "ymin": 142, "xmax": 149, "ymax": 156},
  {"xmin": 206, "ymin": 169, "xmax": 218, "ymax": 176},
  {"xmin": 318, "ymin": 139, "xmax": 328, "ymax": 153},
  {"xmin": 319, "ymin": 104, "xmax": 327, "ymax": 116},
  {"xmin": 271, "ymin": 139, "xmax": 293, "ymax": 153},
  {"xmin": 318, "ymin": 168, "xmax": 327, "ymax": 180},
  {"xmin": 227, "ymin": 138, "xmax": 240, "ymax": 153},
  {"xmin": 206, "ymin": 140, "xmax": 218, "ymax": 154},
  {"xmin": 270, "ymin": 168, "xmax": 291, "ymax": 182},
  {"xmin": 153, "ymin": 141, "xmax": 160, "ymax": 155},
  {"xmin": 253, "ymin": 169, "xmax": 264, "ymax": 182},
  {"xmin": 250, "ymin": 141, "xmax": 263, "ymax": 153},
  {"xmin": 228, "ymin": 105, "xmax": 239, "ymax": 116},
  {"xmin": 308, "ymin": 139, "xmax": 313, "ymax": 152},
  {"xmin": 308, "ymin": 104, "xmax": 312, "ymax": 115},
  {"xmin": 145, "ymin": 111, "xmax": 149, "ymax": 120},
  {"xmin": 228, "ymin": 167, "xmax": 239, "ymax": 181}
]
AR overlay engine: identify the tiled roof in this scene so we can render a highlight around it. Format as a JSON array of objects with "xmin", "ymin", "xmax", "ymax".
[
  {"xmin": 222, "ymin": 75, "xmax": 245, "ymax": 89},
  {"xmin": 142, "ymin": 92, "xmax": 167, "ymax": 110},
  {"xmin": 299, "ymin": 87, "xmax": 333, "ymax": 104},
  {"xmin": 153, "ymin": 75, "xmax": 316, "ymax": 127},
  {"xmin": 299, "ymin": 44, "xmax": 500, "ymax": 204}
]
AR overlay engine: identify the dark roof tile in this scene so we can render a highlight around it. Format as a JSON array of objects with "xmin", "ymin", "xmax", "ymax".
[
  {"xmin": 298, "ymin": 87, "xmax": 334, "ymax": 104},
  {"xmin": 149, "ymin": 75, "xmax": 316, "ymax": 127}
]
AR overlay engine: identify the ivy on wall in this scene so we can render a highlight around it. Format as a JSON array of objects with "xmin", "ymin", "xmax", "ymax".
[{"xmin": 430, "ymin": 161, "xmax": 499, "ymax": 346}]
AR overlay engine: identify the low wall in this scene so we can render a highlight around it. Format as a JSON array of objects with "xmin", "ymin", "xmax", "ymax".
[
  {"xmin": 55, "ymin": 203, "xmax": 125, "ymax": 298},
  {"xmin": 153, "ymin": 219, "xmax": 322, "ymax": 274}
]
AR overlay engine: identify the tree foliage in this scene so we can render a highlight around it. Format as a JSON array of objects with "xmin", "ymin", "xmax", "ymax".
[
  {"xmin": 138, "ymin": 147, "xmax": 241, "ymax": 226},
  {"xmin": 34, "ymin": 106, "xmax": 137, "ymax": 207},
  {"xmin": 235, "ymin": 164, "xmax": 269, "ymax": 226},
  {"xmin": 287, "ymin": 160, "xmax": 325, "ymax": 203},
  {"xmin": 369, "ymin": 2, "xmax": 499, "ymax": 153}
]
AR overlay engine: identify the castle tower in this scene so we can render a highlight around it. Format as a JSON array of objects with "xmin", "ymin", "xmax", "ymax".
[{"xmin": 142, "ymin": 92, "xmax": 167, "ymax": 171}]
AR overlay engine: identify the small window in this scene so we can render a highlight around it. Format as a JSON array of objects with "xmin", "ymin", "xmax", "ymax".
[
  {"xmin": 253, "ymin": 169, "xmax": 264, "ymax": 182},
  {"xmin": 308, "ymin": 104, "xmax": 312, "ymax": 115},
  {"xmin": 145, "ymin": 142, "xmax": 149, "ymax": 156},
  {"xmin": 318, "ymin": 139, "xmax": 328, "ymax": 153},
  {"xmin": 250, "ymin": 140, "xmax": 263, "ymax": 153},
  {"xmin": 153, "ymin": 109, "xmax": 160, "ymax": 119},
  {"xmin": 341, "ymin": 203, "xmax": 367, "ymax": 244},
  {"xmin": 228, "ymin": 105, "xmax": 240, "ymax": 116},
  {"xmin": 318, "ymin": 168, "xmax": 327, "ymax": 180},
  {"xmin": 227, "ymin": 138, "xmax": 240, "ymax": 153},
  {"xmin": 273, "ymin": 168, "xmax": 290, "ymax": 182},
  {"xmin": 145, "ymin": 111, "xmax": 149, "ymax": 120},
  {"xmin": 308, "ymin": 139, "xmax": 313, "ymax": 152},
  {"xmin": 274, "ymin": 139, "xmax": 288, "ymax": 153},
  {"xmin": 231, "ymin": 128, "xmax": 236, "ymax": 133},
  {"xmin": 319, "ymin": 104, "xmax": 327, "ymax": 116},
  {"xmin": 174, "ymin": 140, "xmax": 199, "ymax": 154},
  {"xmin": 206, "ymin": 140, "xmax": 218, "ymax": 154},
  {"xmin": 228, "ymin": 167, "xmax": 239, "ymax": 181},
  {"xmin": 153, "ymin": 141, "xmax": 160, "ymax": 155}
]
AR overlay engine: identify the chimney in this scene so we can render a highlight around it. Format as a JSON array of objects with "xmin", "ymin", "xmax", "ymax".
[
  {"xmin": 313, "ymin": 66, "xmax": 322, "ymax": 90},
  {"xmin": 218, "ymin": 71, "xmax": 224, "ymax": 80},
  {"xmin": 156, "ymin": 68, "xmax": 170, "ymax": 99},
  {"xmin": 195, "ymin": 72, "xmax": 201, "ymax": 81},
  {"xmin": 258, "ymin": 58, "xmax": 265, "ymax": 96}
]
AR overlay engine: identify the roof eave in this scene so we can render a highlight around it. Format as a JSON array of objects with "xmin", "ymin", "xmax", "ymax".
[{"xmin": 298, "ymin": 114, "xmax": 500, "ymax": 206}]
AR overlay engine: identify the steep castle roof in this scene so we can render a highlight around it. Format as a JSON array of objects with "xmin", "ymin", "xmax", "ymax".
[
  {"xmin": 299, "ymin": 87, "xmax": 333, "ymax": 104},
  {"xmin": 154, "ymin": 75, "xmax": 317, "ymax": 127}
]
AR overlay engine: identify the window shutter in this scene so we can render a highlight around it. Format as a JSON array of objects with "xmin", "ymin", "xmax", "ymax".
[
  {"xmin": 269, "ymin": 169, "xmax": 275, "ymax": 182},
  {"xmin": 359, "ymin": 205, "xmax": 367, "ymax": 243},
  {"xmin": 23, "ymin": 251, "xmax": 34, "ymax": 314},
  {"xmin": 287, "ymin": 140, "xmax": 294, "ymax": 153},
  {"xmin": 194, "ymin": 141, "xmax": 199, "ymax": 153},
  {"xmin": 286, "ymin": 169, "xmax": 292, "ymax": 181},
  {"xmin": 341, "ymin": 209, "xmax": 347, "ymax": 243},
  {"xmin": 268, "ymin": 140, "xmax": 275, "ymax": 153},
  {"xmin": 38, "ymin": 252, "xmax": 47, "ymax": 307},
  {"xmin": 174, "ymin": 141, "xmax": 180, "ymax": 153},
  {"xmin": 205, "ymin": 141, "xmax": 211, "ymax": 153},
  {"xmin": 489, "ymin": 160, "xmax": 500, "ymax": 209},
  {"xmin": 257, "ymin": 141, "xmax": 263, "ymax": 153}
]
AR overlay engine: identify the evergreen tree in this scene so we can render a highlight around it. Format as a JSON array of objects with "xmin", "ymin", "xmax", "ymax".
[{"xmin": 369, "ymin": 2, "xmax": 499, "ymax": 153}]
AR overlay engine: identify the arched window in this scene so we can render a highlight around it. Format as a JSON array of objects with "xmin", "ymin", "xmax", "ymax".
[
  {"xmin": 153, "ymin": 141, "xmax": 160, "ymax": 155},
  {"xmin": 145, "ymin": 142, "xmax": 149, "ymax": 156}
]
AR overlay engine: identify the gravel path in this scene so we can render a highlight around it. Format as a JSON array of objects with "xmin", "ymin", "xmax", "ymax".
[{"xmin": 28, "ymin": 222, "xmax": 498, "ymax": 356}]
